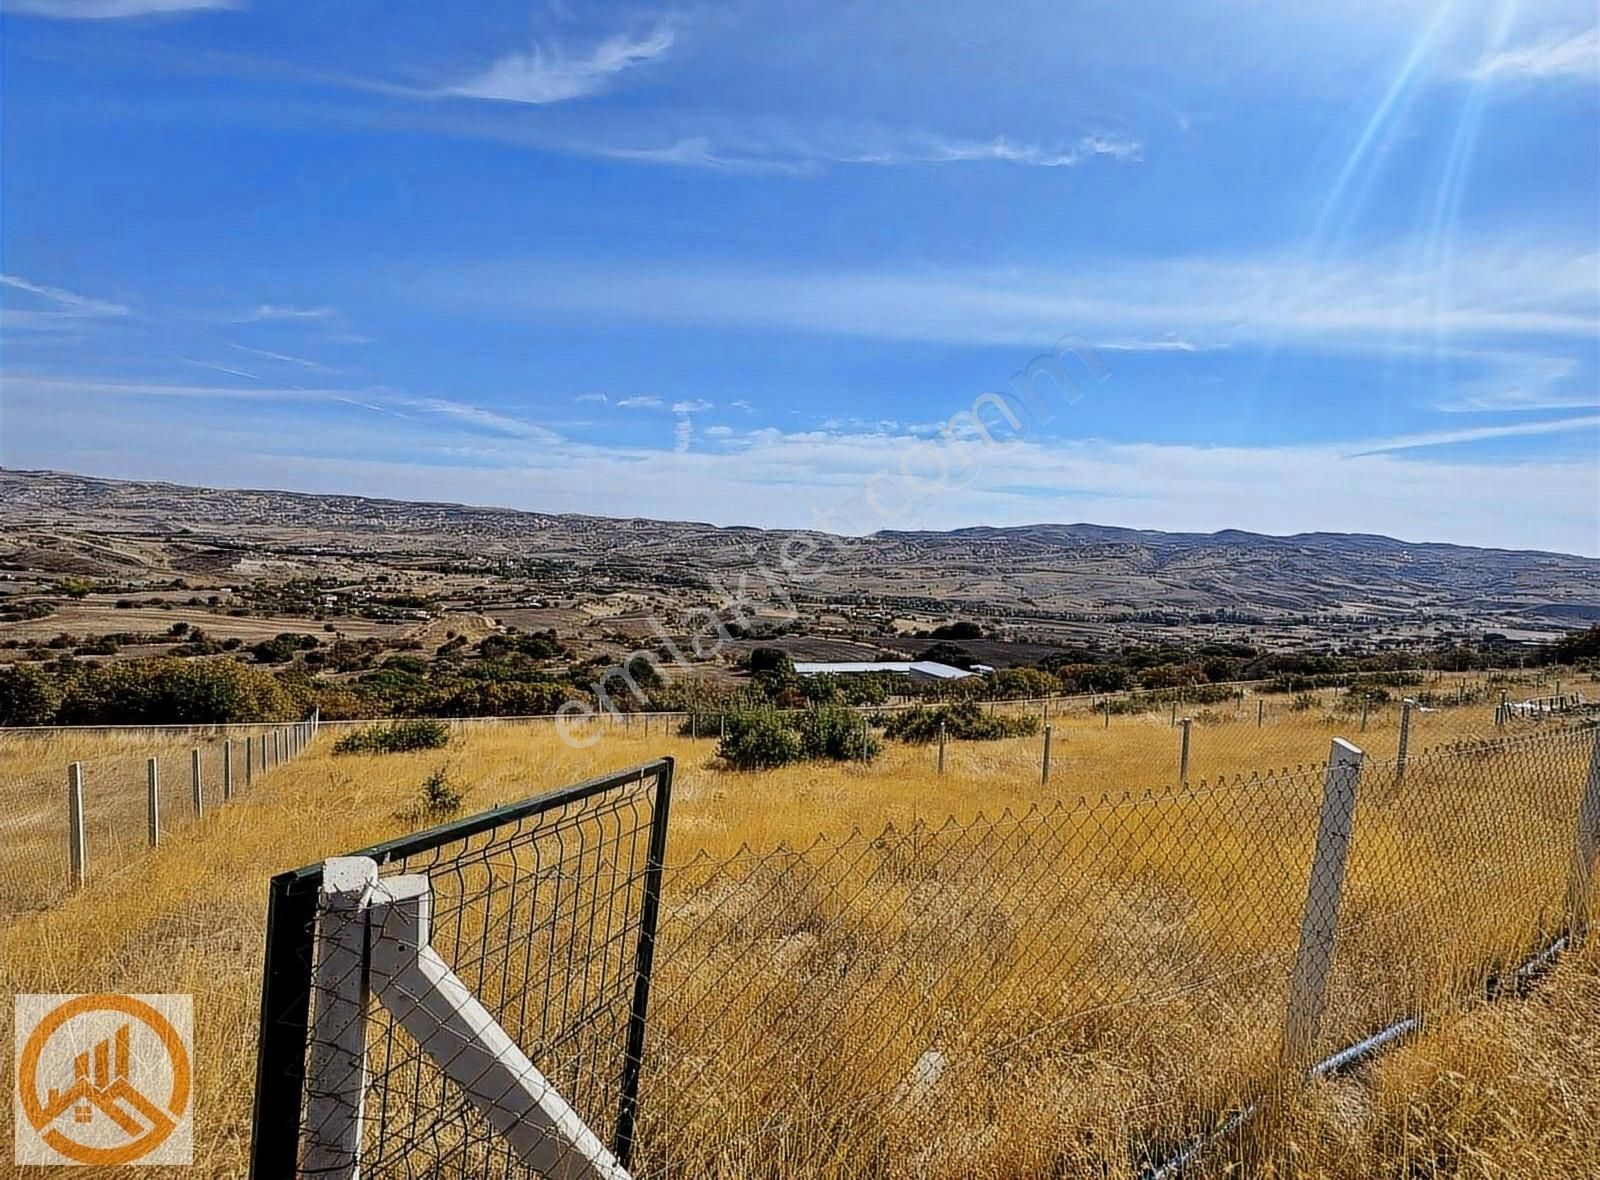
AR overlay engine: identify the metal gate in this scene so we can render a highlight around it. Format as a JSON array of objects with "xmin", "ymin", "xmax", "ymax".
[{"xmin": 249, "ymin": 759, "xmax": 674, "ymax": 1179}]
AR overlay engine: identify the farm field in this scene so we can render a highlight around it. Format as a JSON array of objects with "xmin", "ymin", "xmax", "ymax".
[{"xmin": 0, "ymin": 696, "xmax": 1595, "ymax": 1178}]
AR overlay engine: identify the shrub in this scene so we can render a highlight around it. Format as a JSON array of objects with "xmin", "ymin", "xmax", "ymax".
[
  {"xmin": 795, "ymin": 706, "xmax": 880, "ymax": 761},
  {"xmin": 717, "ymin": 711, "xmax": 804, "ymax": 770},
  {"xmin": 883, "ymin": 699, "xmax": 1038, "ymax": 743},
  {"xmin": 333, "ymin": 718, "xmax": 451, "ymax": 755},
  {"xmin": 417, "ymin": 768, "xmax": 464, "ymax": 820}
]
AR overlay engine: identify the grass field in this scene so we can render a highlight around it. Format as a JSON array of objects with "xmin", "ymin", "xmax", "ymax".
[{"xmin": 1, "ymin": 684, "xmax": 1595, "ymax": 1178}]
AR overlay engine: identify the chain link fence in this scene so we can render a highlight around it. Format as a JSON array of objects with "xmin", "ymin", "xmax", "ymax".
[
  {"xmin": 249, "ymin": 723, "xmax": 1599, "ymax": 1179},
  {"xmin": 628, "ymin": 724, "xmax": 1599, "ymax": 1177}
]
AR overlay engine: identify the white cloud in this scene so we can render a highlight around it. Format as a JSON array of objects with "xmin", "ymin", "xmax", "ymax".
[
  {"xmin": 705, "ymin": 424, "xmax": 734, "ymax": 437},
  {"xmin": 575, "ymin": 392, "xmax": 609, "ymax": 403},
  {"xmin": 1, "ymin": 273, "xmax": 128, "ymax": 316},
  {"xmin": 1470, "ymin": 27, "xmax": 1599, "ymax": 82},
  {"xmin": 228, "ymin": 342, "xmax": 333, "ymax": 370},
  {"xmin": 438, "ymin": 242, "xmax": 1600, "ymax": 353},
  {"xmin": 399, "ymin": 396, "xmax": 562, "ymax": 442},
  {"xmin": 730, "ymin": 399, "xmax": 754, "ymax": 411},
  {"xmin": 1344, "ymin": 414, "xmax": 1600, "ymax": 457},
  {"xmin": 12, "ymin": 400, "xmax": 1594, "ymax": 554},
  {"xmin": 3, "ymin": 0, "xmax": 233, "ymax": 17},
  {"xmin": 3, "ymin": 374, "xmax": 561, "ymax": 443},
  {"xmin": 672, "ymin": 398, "xmax": 713, "ymax": 412},
  {"xmin": 237, "ymin": 304, "xmax": 336, "ymax": 321},
  {"xmin": 902, "ymin": 133, "xmax": 1143, "ymax": 168},
  {"xmin": 442, "ymin": 24, "xmax": 673, "ymax": 104},
  {"xmin": 617, "ymin": 395, "xmax": 664, "ymax": 408}
]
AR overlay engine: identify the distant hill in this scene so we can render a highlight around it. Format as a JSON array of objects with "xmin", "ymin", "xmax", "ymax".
[{"xmin": 2, "ymin": 467, "xmax": 1597, "ymax": 633}]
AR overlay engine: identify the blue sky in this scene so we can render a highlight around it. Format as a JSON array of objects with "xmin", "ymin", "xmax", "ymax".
[{"xmin": 1, "ymin": 0, "xmax": 1597, "ymax": 554}]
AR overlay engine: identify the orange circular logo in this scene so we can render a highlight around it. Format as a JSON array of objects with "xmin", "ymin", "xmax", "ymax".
[{"xmin": 17, "ymin": 994, "xmax": 192, "ymax": 1166}]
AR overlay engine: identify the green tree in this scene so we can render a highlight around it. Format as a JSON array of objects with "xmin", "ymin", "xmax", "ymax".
[{"xmin": 0, "ymin": 664, "xmax": 61, "ymax": 725}]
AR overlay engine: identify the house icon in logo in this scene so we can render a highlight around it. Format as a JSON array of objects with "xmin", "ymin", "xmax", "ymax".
[{"xmin": 38, "ymin": 1024, "xmax": 178, "ymax": 1144}]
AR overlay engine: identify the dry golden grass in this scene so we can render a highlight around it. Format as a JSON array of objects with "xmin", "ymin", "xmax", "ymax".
[{"xmin": 0, "ymin": 693, "xmax": 1593, "ymax": 1179}]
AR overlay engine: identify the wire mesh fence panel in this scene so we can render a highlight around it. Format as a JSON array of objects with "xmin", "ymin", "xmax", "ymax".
[
  {"xmin": 631, "ymin": 768, "xmax": 1335, "ymax": 1177},
  {"xmin": 252, "ymin": 758, "xmax": 673, "ymax": 1180}
]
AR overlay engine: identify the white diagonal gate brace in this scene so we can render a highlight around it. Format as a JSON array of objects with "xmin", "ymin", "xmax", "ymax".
[{"xmin": 300, "ymin": 856, "xmax": 632, "ymax": 1180}]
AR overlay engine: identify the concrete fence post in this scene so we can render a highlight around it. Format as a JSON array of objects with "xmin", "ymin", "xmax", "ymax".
[
  {"xmin": 191, "ymin": 749, "xmax": 204, "ymax": 817},
  {"xmin": 274, "ymin": 729, "xmax": 282, "ymax": 767},
  {"xmin": 1170, "ymin": 700, "xmax": 1178, "ymax": 727},
  {"xmin": 1042, "ymin": 724, "xmax": 1052, "ymax": 786},
  {"xmin": 937, "ymin": 722, "xmax": 946, "ymax": 775},
  {"xmin": 1397, "ymin": 699, "xmax": 1414, "ymax": 783},
  {"xmin": 1565, "ymin": 727, "xmax": 1600, "ymax": 945},
  {"xmin": 1360, "ymin": 696, "xmax": 1369, "ymax": 732},
  {"xmin": 301, "ymin": 857, "xmax": 378, "ymax": 1180},
  {"xmin": 224, "ymin": 740, "xmax": 234, "ymax": 802},
  {"xmin": 1178, "ymin": 718, "xmax": 1193, "ymax": 783},
  {"xmin": 1257, "ymin": 699, "xmax": 1265, "ymax": 727},
  {"xmin": 860, "ymin": 714, "xmax": 869, "ymax": 763},
  {"xmin": 1104, "ymin": 699, "xmax": 1111, "ymax": 728},
  {"xmin": 246, "ymin": 736, "xmax": 254, "ymax": 787},
  {"xmin": 67, "ymin": 762, "xmax": 87, "ymax": 891},
  {"xmin": 147, "ymin": 758, "xmax": 160, "ymax": 848},
  {"xmin": 1280, "ymin": 738, "xmax": 1364, "ymax": 1069}
]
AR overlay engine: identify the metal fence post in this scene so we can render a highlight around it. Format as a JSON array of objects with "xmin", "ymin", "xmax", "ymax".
[
  {"xmin": 1179, "ymin": 718, "xmax": 1192, "ymax": 784},
  {"xmin": 1280, "ymin": 738, "xmax": 1364, "ymax": 1069},
  {"xmin": 224, "ymin": 739, "xmax": 234, "ymax": 803},
  {"xmin": 1566, "ymin": 727, "xmax": 1600, "ymax": 945},
  {"xmin": 1042, "ymin": 725, "xmax": 1052, "ymax": 786},
  {"xmin": 192, "ymin": 748, "xmax": 204, "ymax": 817},
  {"xmin": 300, "ymin": 857, "xmax": 378, "ymax": 1180},
  {"xmin": 614, "ymin": 759, "xmax": 674, "ymax": 1166},
  {"xmin": 147, "ymin": 758, "xmax": 160, "ymax": 848},
  {"xmin": 67, "ymin": 762, "xmax": 87, "ymax": 890},
  {"xmin": 1397, "ymin": 699, "xmax": 1414, "ymax": 782}
]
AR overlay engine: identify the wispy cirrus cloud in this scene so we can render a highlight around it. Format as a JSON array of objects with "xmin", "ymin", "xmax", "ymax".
[
  {"xmin": 873, "ymin": 133, "xmax": 1143, "ymax": 168},
  {"xmin": 1, "ymin": 273, "xmax": 129, "ymax": 316},
  {"xmin": 617, "ymin": 395, "xmax": 664, "ymax": 408},
  {"xmin": 440, "ymin": 24, "xmax": 674, "ymax": 105},
  {"xmin": 228, "ymin": 342, "xmax": 334, "ymax": 370},
  {"xmin": 1469, "ymin": 26, "xmax": 1599, "ymax": 82},
  {"xmin": 434, "ymin": 241, "xmax": 1600, "ymax": 351},
  {"xmin": 2, "ymin": 0, "xmax": 234, "ymax": 18},
  {"xmin": 1343, "ymin": 414, "xmax": 1600, "ymax": 457},
  {"xmin": 234, "ymin": 303, "xmax": 337, "ymax": 321},
  {"xmin": 3, "ymin": 373, "xmax": 563, "ymax": 443}
]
